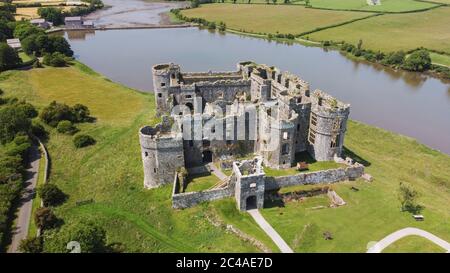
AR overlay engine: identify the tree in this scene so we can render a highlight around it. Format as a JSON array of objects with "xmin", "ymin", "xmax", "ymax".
[
  {"xmin": 38, "ymin": 7, "xmax": 64, "ymax": 26},
  {"xmin": 0, "ymin": 20, "xmax": 13, "ymax": 42},
  {"xmin": 398, "ymin": 182, "xmax": 422, "ymax": 213},
  {"xmin": 357, "ymin": 39, "xmax": 363, "ymax": 50},
  {"xmin": 38, "ymin": 183, "xmax": 66, "ymax": 207},
  {"xmin": 13, "ymin": 23, "xmax": 44, "ymax": 41},
  {"xmin": 44, "ymin": 221, "xmax": 107, "ymax": 253},
  {"xmin": 0, "ymin": 104, "xmax": 31, "ymax": 144},
  {"xmin": 381, "ymin": 51, "xmax": 405, "ymax": 66},
  {"xmin": 34, "ymin": 207, "xmax": 58, "ymax": 230},
  {"xmin": 19, "ymin": 237, "xmax": 42, "ymax": 253},
  {"xmin": 73, "ymin": 134, "xmax": 96, "ymax": 148},
  {"xmin": 43, "ymin": 52, "xmax": 68, "ymax": 67},
  {"xmin": 48, "ymin": 36, "xmax": 73, "ymax": 57},
  {"xmin": 403, "ymin": 49, "xmax": 431, "ymax": 72},
  {"xmin": 272, "ymin": 0, "xmax": 277, "ymax": 4},
  {"xmin": 16, "ymin": 102, "xmax": 38, "ymax": 118},
  {"xmin": 0, "ymin": 42, "xmax": 21, "ymax": 71},
  {"xmin": 191, "ymin": 0, "xmax": 200, "ymax": 8},
  {"xmin": 305, "ymin": 0, "xmax": 310, "ymax": 7}
]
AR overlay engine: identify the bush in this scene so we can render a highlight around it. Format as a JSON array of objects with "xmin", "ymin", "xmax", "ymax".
[
  {"xmin": 403, "ymin": 49, "xmax": 431, "ymax": 72},
  {"xmin": 38, "ymin": 183, "xmax": 66, "ymax": 207},
  {"xmin": 381, "ymin": 51, "xmax": 405, "ymax": 66},
  {"xmin": 34, "ymin": 207, "xmax": 58, "ymax": 230},
  {"xmin": 72, "ymin": 103, "xmax": 91, "ymax": 122},
  {"xmin": 40, "ymin": 101, "xmax": 74, "ymax": 127},
  {"xmin": 0, "ymin": 42, "xmax": 21, "ymax": 71},
  {"xmin": 18, "ymin": 236, "xmax": 42, "ymax": 253},
  {"xmin": 31, "ymin": 120, "xmax": 47, "ymax": 139},
  {"xmin": 43, "ymin": 52, "xmax": 68, "ymax": 67},
  {"xmin": 56, "ymin": 120, "xmax": 77, "ymax": 135},
  {"xmin": 0, "ymin": 104, "xmax": 32, "ymax": 144},
  {"xmin": 73, "ymin": 134, "xmax": 96, "ymax": 148}
]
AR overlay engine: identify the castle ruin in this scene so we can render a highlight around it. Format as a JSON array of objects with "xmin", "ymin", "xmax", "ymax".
[{"xmin": 139, "ymin": 62, "xmax": 362, "ymax": 210}]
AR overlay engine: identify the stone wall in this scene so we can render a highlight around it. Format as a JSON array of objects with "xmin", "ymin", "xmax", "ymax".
[
  {"xmin": 265, "ymin": 163, "xmax": 364, "ymax": 191},
  {"xmin": 172, "ymin": 184, "xmax": 235, "ymax": 209}
]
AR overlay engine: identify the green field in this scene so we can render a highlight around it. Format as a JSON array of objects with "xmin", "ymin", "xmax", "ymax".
[
  {"xmin": 308, "ymin": 0, "xmax": 438, "ymax": 12},
  {"xmin": 259, "ymin": 120, "xmax": 450, "ymax": 252},
  {"xmin": 181, "ymin": 4, "xmax": 369, "ymax": 35},
  {"xmin": 307, "ymin": 7, "xmax": 450, "ymax": 53},
  {"xmin": 1, "ymin": 63, "xmax": 449, "ymax": 252},
  {"xmin": 383, "ymin": 235, "xmax": 446, "ymax": 253},
  {"xmin": 430, "ymin": 52, "xmax": 450, "ymax": 67}
]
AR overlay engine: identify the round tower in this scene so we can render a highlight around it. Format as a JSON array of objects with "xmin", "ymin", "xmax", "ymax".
[
  {"xmin": 139, "ymin": 126, "xmax": 159, "ymax": 189},
  {"xmin": 152, "ymin": 63, "xmax": 181, "ymax": 115},
  {"xmin": 308, "ymin": 91, "xmax": 350, "ymax": 161}
]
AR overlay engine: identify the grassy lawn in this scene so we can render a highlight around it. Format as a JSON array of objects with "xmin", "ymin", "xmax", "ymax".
[
  {"xmin": 19, "ymin": 52, "xmax": 32, "ymax": 62},
  {"xmin": 1, "ymin": 63, "xmax": 449, "ymax": 252},
  {"xmin": 27, "ymin": 146, "xmax": 46, "ymax": 238},
  {"xmin": 181, "ymin": 4, "xmax": 370, "ymax": 35},
  {"xmin": 430, "ymin": 52, "xmax": 450, "ymax": 67},
  {"xmin": 308, "ymin": 0, "xmax": 438, "ymax": 12},
  {"xmin": 260, "ymin": 120, "xmax": 450, "ymax": 252},
  {"xmin": 184, "ymin": 173, "xmax": 221, "ymax": 192},
  {"xmin": 382, "ymin": 235, "xmax": 446, "ymax": 253},
  {"xmin": 307, "ymin": 7, "xmax": 450, "ymax": 54},
  {"xmin": 0, "ymin": 64, "xmax": 259, "ymax": 253}
]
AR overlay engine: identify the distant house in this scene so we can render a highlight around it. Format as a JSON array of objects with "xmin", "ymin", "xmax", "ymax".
[
  {"xmin": 83, "ymin": 21, "xmax": 95, "ymax": 29},
  {"xmin": 30, "ymin": 18, "xmax": 52, "ymax": 29},
  {"xmin": 65, "ymin": 16, "xmax": 83, "ymax": 29},
  {"xmin": 6, "ymin": 39, "xmax": 21, "ymax": 50},
  {"xmin": 367, "ymin": 0, "xmax": 381, "ymax": 5}
]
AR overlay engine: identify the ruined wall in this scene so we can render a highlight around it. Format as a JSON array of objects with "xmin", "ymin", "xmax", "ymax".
[
  {"xmin": 172, "ymin": 185, "xmax": 235, "ymax": 209},
  {"xmin": 264, "ymin": 163, "xmax": 364, "ymax": 191}
]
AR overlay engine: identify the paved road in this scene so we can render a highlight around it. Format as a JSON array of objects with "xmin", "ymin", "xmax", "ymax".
[
  {"xmin": 8, "ymin": 145, "xmax": 41, "ymax": 253},
  {"xmin": 248, "ymin": 209, "xmax": 294, "ymax": 253},
  {"xmin": 367, "ymin": 227, "xmax": 450, "ymax": 253}
]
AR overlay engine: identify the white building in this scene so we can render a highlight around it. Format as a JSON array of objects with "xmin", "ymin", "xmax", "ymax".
[{"xmin": 6, "ymin": 39, "xmax": 21, "ymax": 50}]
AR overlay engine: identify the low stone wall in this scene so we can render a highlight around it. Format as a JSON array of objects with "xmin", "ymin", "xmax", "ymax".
[
  {"xmin": 172, "ymin": 185, "xmax": 235, "ymax": 209},
  {"xmin": 265, "ymin": 164, "xmax": 364, "ymax": 191}
]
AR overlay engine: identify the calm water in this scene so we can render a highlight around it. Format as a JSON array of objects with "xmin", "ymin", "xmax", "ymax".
[{"xmin": 65, "ymin": 28, "xmax": 450, "ymax": 154}]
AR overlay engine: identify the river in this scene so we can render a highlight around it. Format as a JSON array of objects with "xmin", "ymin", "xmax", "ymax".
[{"xmin": 65, "ymin": 1, "xmax": 450, "ymax": 155}]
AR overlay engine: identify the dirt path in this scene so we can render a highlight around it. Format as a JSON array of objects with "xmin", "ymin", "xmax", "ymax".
[
  {"xmin": 247, "ymin": 209, "xmax": 293, "ymax": 253},
  {"xmin": 367, "ymin": 227, "xmax": 450, "ymax": 253},
  {"xmin": 8, "ymin": 145, "xmax": 41, "ymax": 253}
]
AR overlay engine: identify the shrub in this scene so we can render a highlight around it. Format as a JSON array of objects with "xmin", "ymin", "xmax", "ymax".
[
  {"xmin": 34, "ymin": 207, "xmax": 58, "ymax": 230},
  {"xmin": 381, "ymin": 51, "xmax": 405, "ymax": 66},
  {"xmin": 40, "ymin": 101, "xmax": 74, "ymax": 127},
  {"xmin": 31, "ymin": 120, "xmax": 47, "ymax": 139},
  {"xmin": 73, "ymin": 134, "xmax": 96, "ymax": 148},
  {"xmin": 19, "ymin": 237, "xmax": 42, "ymax": 253},
  {"xmin": 0, "ymin": 42, "xmax": 21, "ymax": 71},
  {"xmin": 38, "ymin": 183, "xmax": 66, "ymax": 207},
  {"xmin": 403, "ymin": 49, "xmax": 431, "ymax": 72},
  {"xmin": 398, "ymin": 182, "xmax": 423, "ymax": 214},
  {"xmin": 43, "ymin": 52, "xmax": 68, "ymax": 67},
  {"xmin": 0, "ymin": 104, "xmax": 32, "ymax": 144},
  {"xmin": 56, "ymin": 120, "xmax": 77, "ymax": 135},
  {"xmin": 72, "ymin": 103, "xmax": 91, "ymax": 122}
]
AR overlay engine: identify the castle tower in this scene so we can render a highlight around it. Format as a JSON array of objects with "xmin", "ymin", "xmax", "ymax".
[
  {"xmin": 139, "ymin": 119, "xmax": 185, "ymax": 189},
  {"xmin": 307, "ymin": 90, "xmax": 350, "ymax": 161},
  {"xmin": 152, "ymin": 63, "xmax": 181, "ymax": 116}
]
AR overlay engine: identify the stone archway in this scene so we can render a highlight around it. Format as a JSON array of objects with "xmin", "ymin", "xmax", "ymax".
[{"xmin": 246, "ymin": 195, "xmax": 257, "ymax": 210}]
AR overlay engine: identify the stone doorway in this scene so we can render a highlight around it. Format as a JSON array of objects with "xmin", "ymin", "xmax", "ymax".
[{"xmin": 246, "ymin": 195, "xmax": 257, "ymax": 210}]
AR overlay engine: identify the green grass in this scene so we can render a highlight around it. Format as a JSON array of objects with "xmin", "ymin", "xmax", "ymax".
[
  {"xmin": 307, "ymin": 7, "xmax": 450, "ymax": 54},
  {"xmin": 430, "ymin": 52, "xmax": 450, "ymax": 67},
  {"xmin": 1, "ymin": 63, "xmax": 449, "ymax": 252},
  {"xmin": 260, "ymin": 120, "xmax": 450, "ymax": 252},
  {"xmin": 263, "ymin": 161, "xmax": 342, "ymax": 177},
  {"xmin": 19, "ymin": 52, "xmax": 32, "ymax": 62},
  {"xmin": 181, "ymin": 4, "xmax": 369, "ymax": 35},
  {"xmin": 27, "ymin": 146, "xmax": 46, "ymax": 238},
  {"xmin": 184, "ymin": 173, "xmax": 221, "ymax": 192},
  {"xmin": 382, "ymin": 235, "xmax": 447, "ymax": 253},
  {"xmin": 0, "ymin": 65, "xmax": 259, "ymax": 253},
  {"xmin": 308, "ymin": 0, "xmax": 438, "ymax": 12}
]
